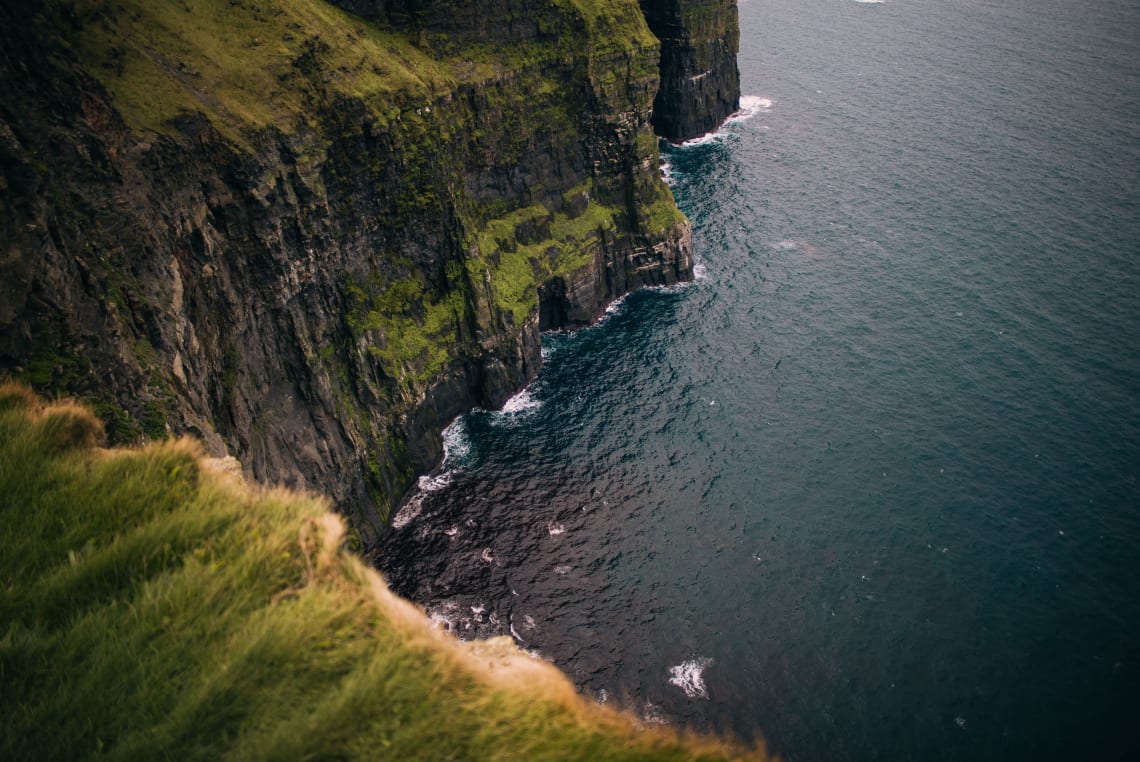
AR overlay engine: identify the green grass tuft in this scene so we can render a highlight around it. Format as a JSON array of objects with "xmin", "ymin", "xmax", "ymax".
[{"xmin": 0, "ymin": 386, "xmax": 770, "ymax": 761}]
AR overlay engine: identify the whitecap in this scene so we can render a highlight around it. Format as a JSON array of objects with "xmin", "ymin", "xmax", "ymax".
[
  {"xmin": 427, "ymin": 609, "xmax": 454, "ymax": 632},
  {"xmin": 390, "ymin": 470, "xmax": 454, "ymax": 529},
  {"xmin": 692, "ymin": 262, "xmax": 708, "ymax": 280},
  {"xmin": 668, "ymin": 657, "xmax": 713, "ymax": 699},
  {"xmin": 678, "ymin": 131, "xmax": 720, "ymax": 148},
  {"xmin": 440, "ymin": 416, "xmax": 472, "ymax": 467},
  {"xmin": 677, "ymin": 96, "xmax": 774, "ymax": 146},
  {"xmin": 500, "ymin": 387, "xmax": 541, "ymax": 415},
  {"xmin": 547, "ymin": 521, "xmax": 566, "ymax": 536},
  {"xmin": 480, "ymin": 547, "xmax": 495, "ymax": 563},
  {"xmin": 426, "ymin": 600, "xmax": 464, "ymax": 633},
  {"xmin": 595, "ymin": 688, "xmax": 609, "ymax": 705},
  {"xmin": 852, "ymin": 0, "xmax": 885, "ymax": 4},
  {"xmin": 554, "ymin": 564, "xmax": 572, "ymax": 575},
  {"xmin": 603, "ymin": 293, "xmax": 629, "ymax": 317},
  {"xmin": 732, "ymin": 95, "xmax": 774, "ymax": 119}
]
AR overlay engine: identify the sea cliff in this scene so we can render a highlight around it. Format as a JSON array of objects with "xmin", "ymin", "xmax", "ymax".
[
  {"xmin": 639, "ymin": 0, "xmax": 741, "ymax": 141},
  {"xmin": 0, "ymin": 0, "xmax": 737, "ymax": 541},
  {"xmin": 0, "ymin": 384, "xmax": 768, "ymax": 759}
]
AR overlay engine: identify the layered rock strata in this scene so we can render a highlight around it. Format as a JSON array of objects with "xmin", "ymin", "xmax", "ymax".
[
  {"xmin": 638, "ymin": 0, "xmax": 741, "ymax": 141},
  {"xmin": 0, "ymin": 0, "xmax": 705, "ymax": 542}
]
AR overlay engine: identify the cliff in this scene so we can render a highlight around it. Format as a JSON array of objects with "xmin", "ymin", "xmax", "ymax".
[
  {"xmin": 639, "ymin": 0, "xmax": 741, "ymax": 141},
  {"xmin": 0, "ymin": 0, "xmax": 736, "ymax": 542},
  {"xmin": 0, "ymin": 384, "xmax": 768, "ymax": 759}
]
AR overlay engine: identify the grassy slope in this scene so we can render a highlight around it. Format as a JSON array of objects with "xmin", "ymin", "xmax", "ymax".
[
  {"xmin": 0, "ymin": 385, "xmax": 768, "ymax": 761},
  {"xmin": 70, "ymin": 0, "xmax": 451, "ymax": 139},
  {"xmin": 68, "ymin": 0, "xmax": 657, "ymax": 138}
]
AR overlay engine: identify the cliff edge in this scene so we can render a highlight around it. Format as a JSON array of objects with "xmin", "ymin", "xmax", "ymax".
[
  {"xmin": 639, "ymin": 0, "xmax": 741, "ymax": 141},
  {"xmin": 0, "ymin": 384, "xmax": 769, "ymax": 759},
  {"xmin": 0, "ymin": 0, "xmax": 738, "ymax": 540}
]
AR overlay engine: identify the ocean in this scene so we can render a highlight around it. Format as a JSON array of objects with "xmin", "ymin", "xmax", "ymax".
[{"xmin": 378, "ymin": 1, "xmax": 1140, "ymax": 759}]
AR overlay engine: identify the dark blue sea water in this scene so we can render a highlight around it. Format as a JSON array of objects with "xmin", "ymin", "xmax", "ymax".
[{"xmin": 378, "ymin": 1, "xmax": 1140, "ymax": 759}]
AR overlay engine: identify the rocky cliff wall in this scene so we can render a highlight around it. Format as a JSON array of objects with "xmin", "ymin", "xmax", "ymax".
[
  {"xmin": 638, "ymin": 0, "xmax": 740, "ymax": 141},
  {"xmin": 0, "ymin": 0, "xmax": 731, "ymax": 543}
]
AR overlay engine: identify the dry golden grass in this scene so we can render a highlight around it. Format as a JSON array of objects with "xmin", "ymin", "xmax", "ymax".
[{"xmin": 0, "ymin": 384, "xmax": 772, "ymax": 761}]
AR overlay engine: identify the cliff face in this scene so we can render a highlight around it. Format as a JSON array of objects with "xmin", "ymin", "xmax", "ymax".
[
  {"xmin": 638, "ymin": 0, "xmax": 741, "ymax": 141},
  {"xmin": 0, "ymin": 0, "xmax": 733, "ymax": 542}
]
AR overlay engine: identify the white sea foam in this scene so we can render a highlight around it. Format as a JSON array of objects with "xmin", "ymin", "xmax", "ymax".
[
  {"xmin": 554, "ymin": 564, "xmax": 572, "ymax": 575},
  {"xmin": 668, "ymin": 657, "xmax": 713, "ymax": 699},
  {"xmin": 603, "ymin": 293, "xmax": 629, "ymax": 316},
  {"xmin": 733, "ymin": 95, "xmax": 774, "ymax": 119},
  {"xmin": 693, "ymin": 262, "xmax": 708, "ymax": 280},
  {"xmin": 500, "ymin": 387, "xmax": 542, "ymax": 415},
  {"xmin": 547, "ymin": 521, "xmax": 566, "ymax": 536},
  {"xmin": 440, "ymin": 416, "xmax": 472, "ymax": 467},
  {"xmin": 642, "ymin": 701, "xmax": 666, "ymax": 724},
  {"xmin": 480, "ymin": 547, "xmax": 495, "ymax": 564},
  {"xmin": 427, "ymin": 609, "xmax": 454, "ymax": 632},
  {"xmin": 678, "ymin": 131, "xmax": 720, "ymax": 148},
  {"xmin": 676, "ymin": 96, "xmax": 774, "ymax": 146},
  {"xmin": 390, "ymin": 471, "xmax": 454, "ymax": 529},
  {"xmin": 426, "ymin": 600, "xmax": 465, "ymax": 634},
  {"xmin": 852, "ymin": 0, "xmax": 884, "ymax": 4}
]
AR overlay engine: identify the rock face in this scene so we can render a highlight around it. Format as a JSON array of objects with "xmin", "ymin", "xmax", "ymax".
[
  {"xmin": 638, "ymin": 0, "xmax": 741, "ymax": 141},
  {"xmin": 0, "ymin": 0, "xmax": 732, "ymax": 543}
]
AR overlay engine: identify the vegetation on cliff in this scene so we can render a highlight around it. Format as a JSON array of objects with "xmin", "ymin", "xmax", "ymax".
[
  {"xmin": 0, "ymin": 0, "xmax": 692, "ymax": 535},
  {"xmin": 0, "ymin": 385, "xmax": 768, "ymax": 760}
]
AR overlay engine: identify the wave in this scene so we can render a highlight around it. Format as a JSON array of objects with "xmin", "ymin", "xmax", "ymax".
[
  {"xmin": 675, "ymin": 95, "xmax": 773, "ymax": 146},
  {"xmin": 500, "ymin": 387, "xmax": 541, "ymax": 415},
  {"xmin": 668, "ymin": 657, "xmax": 714, "ymax": 699},
  {"xmin": 731, "ymin": 95, "xmax": 775, "ymax": 120},
  {"xmin": 441, "ymin": 416, "xmax": 472, "ymax": 467},
  {"xmin": 391, "ymin": 415, "xmax": 474, "ymax": 529},
  {"xmin": 390, "ymin": 470, "xmax": 454, "ymax": 529}
]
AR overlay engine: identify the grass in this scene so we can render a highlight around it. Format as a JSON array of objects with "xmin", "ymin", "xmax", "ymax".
[
  {"xmin": 66, "ymin": 0, "xmax": 657, "ymax": 141},
  {"xmin": 0, "ymin": 384, "xmax": 771, "ymax": 760},
  {"xmin": 60, "ymin": 0, "xmax": 682, "ymax": 373},
  {"xmin": 69, "ymin": 0, "xmax": 453, "ymax": 138},
  {"xmin": 469, "ymin": 192, "xmax": 623, "ymax": 325}
]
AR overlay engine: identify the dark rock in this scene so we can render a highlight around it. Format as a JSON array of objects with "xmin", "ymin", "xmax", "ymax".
[
  {"xmin": 639, "ymin": 0, "xmax": 741, "ymax": 141},
  {"xmin": 0, "ymin": 0, "xmax": 716, "ymax": 546}
]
